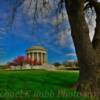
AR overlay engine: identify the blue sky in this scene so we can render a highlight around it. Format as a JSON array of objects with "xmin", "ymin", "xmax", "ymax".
[{"xmin": 0, "ymin": 0, "xmax": 77, "ymax": 64}]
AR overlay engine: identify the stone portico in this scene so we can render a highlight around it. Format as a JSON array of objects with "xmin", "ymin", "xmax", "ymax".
[{"xmin": 26, "ymin": 46, "xmax": 48, "ymax": 65}]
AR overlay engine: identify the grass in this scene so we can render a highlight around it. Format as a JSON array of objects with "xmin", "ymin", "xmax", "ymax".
[{"xmin": 0, "ymin": 70, "xmax": 90, "ymax": 100}]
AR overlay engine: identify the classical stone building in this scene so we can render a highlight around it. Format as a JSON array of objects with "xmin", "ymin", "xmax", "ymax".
[{"xmin": 26, "ymin": 46, "xmax": 48, "ymax": 65}]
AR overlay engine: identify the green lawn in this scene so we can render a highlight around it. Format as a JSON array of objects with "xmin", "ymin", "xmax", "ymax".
[{"xmin": 0, "ymin": 70, "xmax": 89, "ymax": 100}]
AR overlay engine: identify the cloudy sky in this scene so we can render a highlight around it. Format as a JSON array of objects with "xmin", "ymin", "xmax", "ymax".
[{"xmin": 0, "ymin": 0, "xmax": 95, "ymax": 64}]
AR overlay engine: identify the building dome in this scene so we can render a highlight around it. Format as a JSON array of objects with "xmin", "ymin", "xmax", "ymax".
[{"xmin": 27, "ymin": 46, "xmax": 46, "ymax": 51}]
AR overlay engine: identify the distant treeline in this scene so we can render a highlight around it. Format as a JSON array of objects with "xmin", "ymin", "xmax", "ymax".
[
  {"xmin": 53, "ymin": 61, "xmax": 79, "ymax": 68},
  {"xmin": 0, "ymin": 65, "xmax": 6, "ymax": 69},
  {"xmin": 53, "ymin": 61, "xmax": 79, "ymax": 70}
]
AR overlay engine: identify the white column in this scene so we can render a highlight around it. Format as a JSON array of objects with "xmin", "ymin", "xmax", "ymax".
[
  {"xmin": 30, "ymin": 53, "xmax": 32, "ymax": 60},
  {"xmin": 44, "ymin": 53, "xmax": 47, "ymax": 64},
  {"xmin": 34, "ymin": 52, "xmax": 36, "ymax": 60},
  {"xmin": 43, "ymin": 53, "xmax": 45, "ymax": 64},
  {"xmin": 27, "ymin": 52, "xmax": 31, "ymax": 59},
  {"xmin": 36, "ymin": 52, "xmax": 39, "ymax": 63},
  {"xmin": 29, "ymin": 53, "xmax": 32, "ymax": 65},
  {"xmin": 44, "ymin": 53, "xmax": 45, "ymax": 63},
  {"xmin": 39, "ymin": 53, "xmax": 41, "ymax": 64},
  {"xmin": 41, "ymin": 52, "xmax": 43, "ymax": 65},
  {"xmin": 32, "ymin": 52, "xmax": 34, "ymax": 61}
]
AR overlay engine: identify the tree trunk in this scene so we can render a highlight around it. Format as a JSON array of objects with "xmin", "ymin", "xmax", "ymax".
[{"xmin": 65, "ymin": 0, "xmax": 100, "ymax": 97}]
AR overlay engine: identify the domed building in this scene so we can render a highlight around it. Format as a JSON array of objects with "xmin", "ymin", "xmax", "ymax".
[{"xmin": 26, "ymin": 46, "xmax": 48, "ymax": 65}]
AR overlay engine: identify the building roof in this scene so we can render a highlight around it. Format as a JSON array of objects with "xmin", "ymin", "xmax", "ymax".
[{"xmin": 27, "ymin": 46, "xmax": 47, "ymax": 51}]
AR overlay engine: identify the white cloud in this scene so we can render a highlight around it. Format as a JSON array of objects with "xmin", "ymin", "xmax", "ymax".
[
  {"xmin": 67, "ymin": 59, "xmax": 77, "ymax": 62},
  {"xmin": 66, "ymin": 53, "xmax": 76, "ymax": 57}
]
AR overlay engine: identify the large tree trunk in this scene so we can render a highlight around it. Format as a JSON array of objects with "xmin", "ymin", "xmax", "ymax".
[{"xmin": 65, "ymin": 0, "xmax": 100, "ymax": 97}]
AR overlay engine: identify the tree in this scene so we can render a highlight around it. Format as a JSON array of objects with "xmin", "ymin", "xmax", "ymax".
[
  {"xmin": 32, "ymin": 59, "xmax": 38, "ymax": 65},
  {"xmin": 8, "ymin": 61, "xmax": 17, "ymax": 66},
  {"xmin": 65, "ymin": 0, "xmax": 100, "ymax": 97},
  {"xmin": 63, "ymin": 61, "xmax": 75, "ymax": 67},
  {"xmin": 2, "ymin": 0, "xmax": 100, "ymax": 97},
  {"xmin": 25, "ymin": 56, "xmax": 31, "ymax": 65},
  {"xmin": 15, "ymin": 56, "xmax": 24, "ymax": 67},
  {"xmin": 53, "ymin": 62, "xmax": 62, "ymax": 67}
]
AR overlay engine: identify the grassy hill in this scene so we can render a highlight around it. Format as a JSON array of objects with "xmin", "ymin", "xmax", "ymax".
[{"xmin": 0, "ymin": 70, "xmax": 90, "ymax": 100}]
